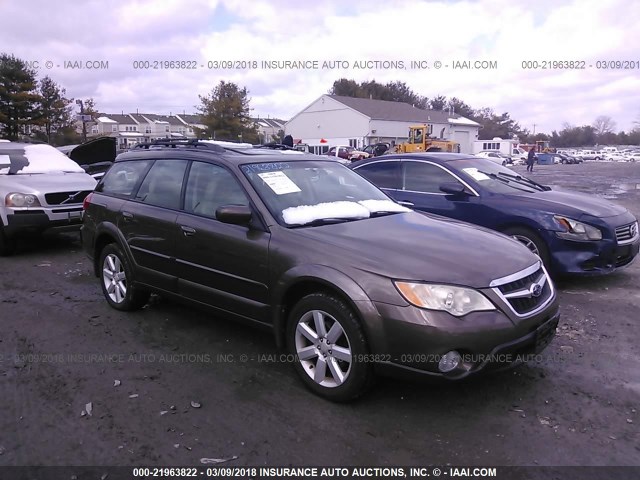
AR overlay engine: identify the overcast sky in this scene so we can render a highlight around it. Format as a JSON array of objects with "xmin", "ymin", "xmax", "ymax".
[{"xmin": 1, "ymin": 0, "xmax": 639, "ymax": 134}]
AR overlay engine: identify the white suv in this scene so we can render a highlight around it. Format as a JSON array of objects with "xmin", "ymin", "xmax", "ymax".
[
  {"xmin": 0, "ymin": 142, "xmax": 97, "ymax": 254},
  {"xmin": 577, "ymin": 150, "xmax": 603, "ymax": 161}
]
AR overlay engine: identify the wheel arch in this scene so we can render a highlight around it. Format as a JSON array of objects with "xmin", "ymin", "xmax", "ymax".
[
  {"xmin": 271, "ymin": 265, "xmax": 383, "ymax": 352},
  {"xmin": 92, "ymin": 222, "xmax": 133, "ymax": 277}
]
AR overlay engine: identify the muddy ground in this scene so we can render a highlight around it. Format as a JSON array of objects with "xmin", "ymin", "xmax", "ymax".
[{"xmin": 0, "ymin": 162, "xmax": 638, "ymax": 473}]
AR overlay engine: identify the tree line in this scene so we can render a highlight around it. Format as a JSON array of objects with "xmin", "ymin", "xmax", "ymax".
[
  {"xmin": 2, "ymin": 51, "xmax": 638, "ymax": 147},
  {"xmin": 329, "ymin": 78, "xmax": 640, "ymax": 146}
]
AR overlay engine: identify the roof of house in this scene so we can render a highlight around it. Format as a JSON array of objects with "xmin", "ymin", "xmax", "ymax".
[
  {"xmin": 104, "ymin": 114, "xmax": 137, "ymax": 124},
  {"xmin": 328, "ymin": 95, "xmax": 477, "ymax": 125},
  {"xmin": 252, "ymin": 117, "xmax": 286, "ymax": 129},
  {"xmin": 137, "ymin": 114, "xmax": 184, "ymax": 126},
  {"xmin": 176, "ymin": 114, "xmax": 205, "ymax": 125}
]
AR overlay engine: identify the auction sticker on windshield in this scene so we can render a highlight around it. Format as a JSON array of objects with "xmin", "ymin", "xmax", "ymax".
[
  {"xmin": 462, "ymin": 167, "xmax": 491, "ymax": 181},
  {"xmin": 258, "ymin": 171, "xmax": 301, "ymax": 195}
]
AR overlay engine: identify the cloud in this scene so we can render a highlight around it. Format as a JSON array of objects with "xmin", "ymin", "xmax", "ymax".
[{"xmin": 1, "ymin": 0, "xmax": 639, "ymax": 132}]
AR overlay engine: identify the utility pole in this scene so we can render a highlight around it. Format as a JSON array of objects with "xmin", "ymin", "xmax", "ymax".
[
  {"xmin": 533, "ymin": 123, "xmax": 537, "ymax": 136},
  {"xmin": 76, "ymin": 99, "xmax": 87, "ymax": 142}
]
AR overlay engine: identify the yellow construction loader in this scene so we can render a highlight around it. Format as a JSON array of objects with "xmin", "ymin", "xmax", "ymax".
[{"xmin": 394, "ymin": 124, "xmax": 460, "ymax": 153}]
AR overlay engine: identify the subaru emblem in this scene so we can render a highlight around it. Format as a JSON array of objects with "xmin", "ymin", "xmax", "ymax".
[{"xmin": 531, "ymin": 283, "xmax": 543, "ymax": 298}]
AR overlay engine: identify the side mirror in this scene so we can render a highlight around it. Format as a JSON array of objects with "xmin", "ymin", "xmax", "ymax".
[
  {"xmin": 439, "ymin": 182, "xmax": 467, "ymax": 195},
  {"xmin": 216, "ymin": 205, "xmax": 252, "ymax": 225}
]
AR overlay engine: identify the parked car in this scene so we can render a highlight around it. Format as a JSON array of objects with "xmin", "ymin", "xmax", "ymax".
[
  {"xmin": 475, "ymin": 151, "xmax": 513, "ymax": 166},
  {"xmin": 82, "ymin": 141, "xmax": 560, "ymax": 401},
  {"xmin": 326, "ymin": 145, "xmax": 370, "ymax": 163},
  {"xmin": 576, "ymin": 150, "xmax": 603, "ymax": 161},
  {"xmin": 58, "ymin": 136, "xmax": 117, "ymax": 180},
  {"xmin": 605, "ymin": 153, "xmax": 628, "ymax": 162},
  {"xmin": 351, "ymin": 153, "xmax": 639, "ymax": 276},
  {"xmin": 0, "ymin": 141, "xmax": 97, "ymax": 255},
  {"xmin": 557, "ymin": 153, "xmax": 582, "ymax": 164},
  {"xmin": 624, "ymin": 152, "xmax": 640, "ymax": 162},
  {"xmin": 362, "ymin": 142, "xmax": 391, "ymax": 157}
]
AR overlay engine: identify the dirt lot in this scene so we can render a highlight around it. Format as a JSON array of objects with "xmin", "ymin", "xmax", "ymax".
[{"xmin": 0, "ymin": 162, "xmax": 639, "ymax": 472}]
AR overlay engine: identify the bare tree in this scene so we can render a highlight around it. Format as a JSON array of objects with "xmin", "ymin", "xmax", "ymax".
[{"xmin": 592, "ymin": 115, "xmax": 617, "ymax": 136}]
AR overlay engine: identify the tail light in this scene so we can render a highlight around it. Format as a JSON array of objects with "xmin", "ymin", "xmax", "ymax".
[{"xmin": 83, "ymin": 192, "xmax": 93, "ymax": 211}]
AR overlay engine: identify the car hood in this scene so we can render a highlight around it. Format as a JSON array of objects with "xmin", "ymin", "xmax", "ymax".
[
  {"xmin": 65, "ymin": 137, "xmax": 117, "ymax": 166},
  {"xmin": 512, "ymin": 189, "xmax": 627, "ymax": 218},
  {"xmin": 0, "ymin": 172, "xmax": 97, "ymax": 194},
  {"xmin": 290, "ymin": 212, "xmax": 538, "ymax": 288}
]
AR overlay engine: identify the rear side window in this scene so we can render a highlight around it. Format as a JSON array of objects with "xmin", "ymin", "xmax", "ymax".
[
  {"xmin": 355, "ymin": 161, "xmax": 401, "ymax": 189},
  {"xmin": 100, "ymin": 160, "xmax": 152, "ymax": 197},
  {"xmin": 134, "ymin": 160, "xmax": 188, "ymax": 210}
]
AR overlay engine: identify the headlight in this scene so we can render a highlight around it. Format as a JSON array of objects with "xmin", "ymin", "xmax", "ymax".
[
  {"xmin": 394, "ymin": 282, "xmax": 495, "ymax": 317},
  {"xmin": 554, "ymin": 215, "xmax": 602, "ymax": 241},
  {"xmin": 5, "ymin": 192, "xmax": 41, "ymax": 207}
]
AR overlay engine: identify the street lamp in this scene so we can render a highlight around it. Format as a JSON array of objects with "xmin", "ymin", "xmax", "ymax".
[{"xmin": 76, "ymin": 99, "xmax": 87, "ymax": 143}]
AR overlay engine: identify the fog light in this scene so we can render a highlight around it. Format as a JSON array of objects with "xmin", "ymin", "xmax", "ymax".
[{"xmin": 438, "ymin": 351, "xmax": 462, "ymax": 373}]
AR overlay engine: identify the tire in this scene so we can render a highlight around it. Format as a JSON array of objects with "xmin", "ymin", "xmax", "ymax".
[
  {"xmin": 0, "ymin": 222, "xmax": 16, "ymax": 256},
  {"xmin": 502, "ymin": 227, "xmax": 552, "ymax": 273},
  {"xmin": 98, "ymin": 243, "xmax": 150, "ymax": 311},
  {"xmin": 286, "ymin": 292, "xmax": 374, "ymax": 402}
]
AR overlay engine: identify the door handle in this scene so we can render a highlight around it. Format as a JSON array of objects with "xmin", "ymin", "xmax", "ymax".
[
  {"xmin": 398, "ymin": 201, "xmax": 414, "ymax": 207},
  {"xmin": 122, "ymin": 211, "xmax": 134, "ymax": 221},
  {"xmin": 180, "ymin": 225, "xmax": 196, "ymax": 236}
]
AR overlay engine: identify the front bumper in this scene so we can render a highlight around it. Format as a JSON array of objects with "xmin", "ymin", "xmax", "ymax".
[
  {"xmin": 367, "ymin": 298, "xmax": 560, "ymax": 380},
  {"xmin": 547, "ymin": 234, "xmax": 639, "ymax": 275},
  {"xmin": 4, "ymin": 207, "xmax": 84, "ymax": 236}
]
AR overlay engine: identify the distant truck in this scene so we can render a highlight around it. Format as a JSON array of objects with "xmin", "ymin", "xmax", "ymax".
[{"xmin": 473, "ymin": 137, "xmax": 526, "ymax": 159}]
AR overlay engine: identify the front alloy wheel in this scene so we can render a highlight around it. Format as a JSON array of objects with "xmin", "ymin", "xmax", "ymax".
[
  {"xmin": 287, "ymin": 293, "xmax": 373, "ymax": 402},
  {"xmin": 502, "ymin": 227, "xmax": 553, "ymax": 275},
  {"xmin": 295, "ymin": 309, "xmax": 353, "ymax": 388},
  {"xmin": 511, "ymin": 234, "xmax": 540, "ymax": 256}
]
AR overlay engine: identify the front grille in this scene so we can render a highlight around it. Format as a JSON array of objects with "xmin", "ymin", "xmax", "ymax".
[
  {"xmin": 615, "ymin": 222, "xmax": 638, "ymax": 244},
  {"xmin": 44, "ymin": 190, "xmax": 92, "ymax": 206},
  {"xmin": 505, "ymin": 281, "xmax": 552, "ymax": 315},
  {"xmin": 493, "ymin": 266, "xmax": 554, "ymax": 317},
  {"xmin": 497, "ymin": 268, "xmax": 543, "ymax": 295}
]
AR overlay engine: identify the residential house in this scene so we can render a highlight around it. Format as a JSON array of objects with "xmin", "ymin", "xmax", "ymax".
[{"xmin": 252, "ymin": 117, "xmax": 286, "ymax": 144}]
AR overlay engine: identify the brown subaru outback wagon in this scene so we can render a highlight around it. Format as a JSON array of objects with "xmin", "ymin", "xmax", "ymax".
[{"xmin": 82, "ymin": 140, "xmax": 560, "ymax": 401}]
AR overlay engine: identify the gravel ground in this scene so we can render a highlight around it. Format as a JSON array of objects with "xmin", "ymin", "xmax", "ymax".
[{"xmin": 0, "ymin": 162, "xmax": 638, "ymax": 473}]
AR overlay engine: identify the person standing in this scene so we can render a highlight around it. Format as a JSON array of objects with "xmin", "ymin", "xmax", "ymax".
[{"xmin": 526, "ymin": 146, "xmax": 536, "ymax": 172}]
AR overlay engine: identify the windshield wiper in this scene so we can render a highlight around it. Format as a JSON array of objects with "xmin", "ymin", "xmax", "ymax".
[
  {"xmin": 495, "ymin": 172, "xmax": 550, "ymax": 191},
  {"xmin": 289, "ymin": 217, "xmax": 366, "ymax": 228},
  {"xmin": 369, "ymin": 211, "xmax": 402, "ymax": 218},
  {"xmin": 476, "ymin": 170, "xmax": 539, "ymax": 193}
]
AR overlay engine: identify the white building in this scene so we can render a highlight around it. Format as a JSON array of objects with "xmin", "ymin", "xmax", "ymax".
[{"xmin": 285, "ymin": 95, "xmax": 481, "ymax": 154}]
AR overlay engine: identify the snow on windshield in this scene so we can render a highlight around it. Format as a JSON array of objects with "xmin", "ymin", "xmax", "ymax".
[
  {"xmin": 359, "ymin": 199, "xmax": 410, "ymax": 213},
  {"xmin": 0, "ymin": 144, "xmax": 85, "ymax": 174},
  {"xmin": 282, "ymin": 199, "xmax": 409, "ymax": 225}
]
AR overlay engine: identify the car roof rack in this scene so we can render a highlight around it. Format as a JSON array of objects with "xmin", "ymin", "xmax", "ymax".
[{"xmin": 133, "ymin": 138, "xmax": 226, "ymax": 153}]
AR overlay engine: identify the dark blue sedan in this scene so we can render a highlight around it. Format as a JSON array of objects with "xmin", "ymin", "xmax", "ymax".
[{"xmin": 351, "ymin": 153, "xmax": 639, "ymax": 276}]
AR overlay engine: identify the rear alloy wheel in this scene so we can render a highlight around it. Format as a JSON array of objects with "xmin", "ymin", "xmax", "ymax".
[
  {"xmin": 99, "ymin": 243, "xmax": 150, "ymax": 311},
  {"xmin": 502, "ymin": 227, "xmax": 552, "ymax": 273},
  {"xmin": 287, "ymin": 293, "xmax": 373, "ymax": 402}
]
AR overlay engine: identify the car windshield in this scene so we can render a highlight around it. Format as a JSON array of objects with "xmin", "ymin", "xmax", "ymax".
[
  {"xmin": 452, "ymin": 158, "xmax": 545, "ymax": 194},
  {"xmin": 241, "ymin": 160, "xmax": 409, "ymax": 227},
  {"xmin": 0, "ymin": 144, "xmax": 85, "ymax": 175}
]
